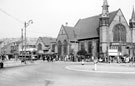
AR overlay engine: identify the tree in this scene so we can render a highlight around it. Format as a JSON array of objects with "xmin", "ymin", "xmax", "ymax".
[
  {"xmin": 77, "ymin": 49, "xmax": 87, "ymax": 62},
  {"xmin": 77, "ymin": 49, "xmax": 87, "ymax": 56}
]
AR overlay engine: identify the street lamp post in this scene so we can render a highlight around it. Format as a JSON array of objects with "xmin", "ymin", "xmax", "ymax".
[{"xmin": 24, "ymin": 20, "xmax": 33, "ymax": 64}]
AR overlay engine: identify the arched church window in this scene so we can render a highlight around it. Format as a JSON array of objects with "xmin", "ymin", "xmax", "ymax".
[
  {"xmin": 81, "ymin": 42, "xmax": 85, "ymax": 50},
  {"xmin": 63, "ymin": 40, "xmax": 68, "ymax": 55},
  {"xmin": 58, "ymin": 41, "xmax": 62, "ymax": 56},
  {"xmin": 113, "ymin": 24, "xmax": 126, "ymax": 42},
  {"xmin": 88, "ymin": 41, "xmax": 92, "ymax": 54},
  {"xmin": 38, "ymin": 43, "xmax": 42, "ymax": 50}
]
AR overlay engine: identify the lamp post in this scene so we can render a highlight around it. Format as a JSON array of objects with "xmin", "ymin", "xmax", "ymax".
[{"xmin": 24, "ymin": 20, "xmax": 33, "ymax": 64}]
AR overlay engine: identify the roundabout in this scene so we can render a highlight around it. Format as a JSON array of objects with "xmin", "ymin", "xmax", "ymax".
[
  {"xmin": 0, "ymin": 62, "xmax": 135, "ymax": 86},
  {"xmin": 65, "ymin": 63, "xmax": 135, "ymax": 74}
]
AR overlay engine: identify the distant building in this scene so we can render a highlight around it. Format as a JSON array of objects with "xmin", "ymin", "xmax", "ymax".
[
  {"xmin": 1, "ymin": 40, "xmax": 21, "ymax": 59},
  {"xmin": 0, "ymin": 41, "xmax": 3, "ymax": 54},
  {"xmin": 0, "ymin": 38, "xmax": 37, "ymax": 59},
  {"xmin": 36, "ymin": 37, "xmax": 56, "ymax": 55},
  {"xmin": 0, "ymin": 38, "xmax": 21, "ymax": 55},
  {"xmin": 18, "ymin": 38, "xmax": 37, "ymax": 56}
]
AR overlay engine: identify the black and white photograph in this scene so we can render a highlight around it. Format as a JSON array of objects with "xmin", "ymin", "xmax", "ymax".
[{"xmin": 0, "ymin": 0, "xmax": 135, "ymax": 86}]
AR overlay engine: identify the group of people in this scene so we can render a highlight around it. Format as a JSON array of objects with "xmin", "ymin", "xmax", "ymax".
[
  {"xmin": 60, "ymin": 54, "xmax": 135, "ymax": 64},
  {"xmin": 42, "ymin": 54, "xmax": 57, "ymax": 62},
  {"xmin": 1, "ymin": 53, "xmax": 134, "ymax": 64},
  {"xmin": 99, "ymin": 55, "xmax": 135, "ymax": 63},
  {"xmin": 41, "ymin": 54, "xmax": 76, "ymax": 62}
]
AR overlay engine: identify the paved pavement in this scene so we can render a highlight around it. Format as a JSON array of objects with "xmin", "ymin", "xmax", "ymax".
[{"xmin": 65, "ymin": 62, "xmax": 135, "ymax": 74}]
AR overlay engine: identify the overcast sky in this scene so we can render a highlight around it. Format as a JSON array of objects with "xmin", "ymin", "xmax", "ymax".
[{"xmin": 0, "ymin": 0, "xmax": 134, "ymax": 39}]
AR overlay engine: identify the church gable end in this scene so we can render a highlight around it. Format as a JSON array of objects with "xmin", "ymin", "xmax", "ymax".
[
  {"xmin": 109, "ymin": 9, "xmax": 131, "ymax": 42},
  {"xmin": 58, "ymin": 26, "xmax": 66, "ymax": 36},
  {"xmin": 113, "ymin": 9, "xmax": 128, "ymax": 25},
  {"xmin": 57, "ymin": 25, "xmax": 69, "ymax": 42},
  {"xmin": 36, "ymin": 37, "xmax": 44, "ymax": 46}
]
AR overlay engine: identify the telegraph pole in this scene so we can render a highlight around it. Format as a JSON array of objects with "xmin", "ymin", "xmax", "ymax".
[
  {"xmin": 21, "ymin": 29, "xmax": 23, "ymax": 55},
  {"xmin": 24, "ymin": 20, "xmax": 33, "ymax": 64}
]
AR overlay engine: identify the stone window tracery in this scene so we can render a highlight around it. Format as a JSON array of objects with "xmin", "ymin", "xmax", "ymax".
[{"xmin": 113, "ymin": 24, "xmax": 126, "ymax": 42}]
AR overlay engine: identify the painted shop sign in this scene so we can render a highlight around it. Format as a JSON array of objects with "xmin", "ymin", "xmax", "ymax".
[{"xmin": 108, "ymin": 49, "xmax": 118, "ymax": 56}]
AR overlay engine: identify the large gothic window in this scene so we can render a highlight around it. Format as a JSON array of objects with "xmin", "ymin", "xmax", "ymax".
[
  {"xmin": 113, "ymin": 24, "xmax": 126, "ymax": 42},
  {"xmin": 58, "ymin": 41, "xmax": 62, "ymax": 56},
  {"xmin": 63, "ymin": 40, "xmax": 68, "ymax": 55}
]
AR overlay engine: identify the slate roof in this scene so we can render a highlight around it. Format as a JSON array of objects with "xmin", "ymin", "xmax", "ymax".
[
  {"xmin": 39, "ymin": 37, "xmax": 56, "ymax": 46},
  {"xmin": 63, "ymin": 25, "xmax": 77, "ymax": 41},
  {"xmin": 74, "ymin": 9, "xmax": 119, "ymax": 40}
]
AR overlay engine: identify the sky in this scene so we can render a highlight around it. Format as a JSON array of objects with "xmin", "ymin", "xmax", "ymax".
[{"xmin": 0, "ymin": 0, "xmax": 134, "ymax": 39}]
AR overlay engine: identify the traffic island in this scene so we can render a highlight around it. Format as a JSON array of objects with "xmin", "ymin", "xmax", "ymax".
[{"xmin": 65, "ymin": 63, "xmax": 135, "ymax": 74}]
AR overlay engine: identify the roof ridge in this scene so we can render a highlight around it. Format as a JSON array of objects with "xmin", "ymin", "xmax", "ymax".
[
  {"xmin": 74, "ymin": 9, "xmax": 119, "ymax": 40},
  {"xmin": 63, "ymin": 25, "xmax": 70, "ymax": 40},
  {"xmin": 63, "ymin": 25, "xmax": 74, "ymax": 28},
  {"xmin": 74, "ymin": 19, "xmax": 81, "ymax": 27},
  {"xmin": 81, "ymin": 10, "xmax": 118, "ymax": 20}
]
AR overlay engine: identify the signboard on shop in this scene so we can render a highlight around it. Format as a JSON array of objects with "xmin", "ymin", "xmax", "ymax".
[{"xmin": 108, "ymin": 49, "xmax": 118, "ymax": 56}]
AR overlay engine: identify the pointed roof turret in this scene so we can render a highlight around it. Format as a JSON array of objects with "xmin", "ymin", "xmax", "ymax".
[
  {"xmin": 130, "ymin": 6, "xmax": 135, "ymax": 28},
  {"xmin": 103, "ymin": 0, "xmax": 109, "ymax": 6},
  {"xmin": 101, "ymin": 0, "xmax": 109, "ymax": 18},
  {"xmin": 130, "ymin": 6, "xmax": 135, "ymax": 22}
]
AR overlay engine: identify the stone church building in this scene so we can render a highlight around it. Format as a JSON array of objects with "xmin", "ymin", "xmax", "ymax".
[{"xmin": 56, "ymin": 0, "xmax": 135, "ymax": 59}]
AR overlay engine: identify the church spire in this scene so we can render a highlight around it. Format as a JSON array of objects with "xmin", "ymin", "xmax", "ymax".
[
  {"xmin": 100, "ymin": 0, "xmax": 109, "ymax": 26},
  {"xmin": 130, "ymin": 6, "xmax": 135, "ymax": 22},
  {"xmin": 129, "ymin": 6, "xmax": 135, "ymax": 28},
  {"xmin": 103, "ymin": 0, "xmax": 109, "ymax": 6},
  {"xmin": 101, "ymin": 0, "xmax": 109, "ymax": 17}
]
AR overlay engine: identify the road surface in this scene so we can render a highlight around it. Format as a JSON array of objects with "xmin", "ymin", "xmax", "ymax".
[{"xmin": 0, "ymin": 61, "xmax": 135, "ymax": 86}]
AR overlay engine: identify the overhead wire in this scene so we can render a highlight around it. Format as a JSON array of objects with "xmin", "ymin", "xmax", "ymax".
[
  {"xmin": 0, "ymin": 8, "xmax": 24, "ymax": 24},
  {"xmin": 0, "ymin": 8, "xmax": 52, "ymax": 38}
]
